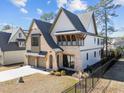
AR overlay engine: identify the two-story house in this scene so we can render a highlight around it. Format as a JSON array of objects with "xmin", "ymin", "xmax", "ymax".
[
  {"xmin": 25, "ymin": 8, "xmax": 104, "ymax": 71},
  {"xmin": 0, "ymin": 28, "xmax": 26, "ymax": 65}
]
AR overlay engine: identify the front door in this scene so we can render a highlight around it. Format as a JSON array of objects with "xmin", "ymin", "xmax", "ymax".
[{"xmin": 49, "ymin": 55, "xmax": 53, "ymax": 69}]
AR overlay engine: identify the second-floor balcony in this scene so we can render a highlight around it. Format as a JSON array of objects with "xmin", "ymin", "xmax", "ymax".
[
  {"xmin": 58, "ymin": 40, "xmax": 84, "ymax": 46},
  {"xmin": 56, "ymin": 33, "xmax": 85, "ymax": 46}
]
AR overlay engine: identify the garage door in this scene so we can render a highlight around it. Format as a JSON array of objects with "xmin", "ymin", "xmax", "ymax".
[
  {"xmin": 28, "ymin": 57, "xmax": 35, "ymax": 67},
  {"xmin": 37, "ymin": 58, "xmax": 46, "ymax": 68}
]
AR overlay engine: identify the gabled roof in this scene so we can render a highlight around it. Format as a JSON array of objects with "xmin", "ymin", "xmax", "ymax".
[
  {"xmin": 78, "ymin": 11, "xmax": 98, "ymax": 35},
  {"xmin": 62, "ymin": 8, "xmax": 87, "ymax": 32},
  {"xmin": 33, "ymin": 19, "xmax": 63, "ymax": 50},
  {"xmin": 8, "ymin": 27, "xmax": 26, "ymax": 43},
  {"xmin": 0, "ymin": 32, "xmax": 25, "ymax": 51},
  {"xmin": 50, "ymin": 7, "xmax": 87, "ymax": 33}
]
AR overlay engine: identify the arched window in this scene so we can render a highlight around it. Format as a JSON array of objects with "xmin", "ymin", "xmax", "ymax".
[
  {"xmin": 94, "ymin": 51, "xmax": 96, "ymax": 57},
  {"xmin": 86, "ymin": 53, "xmax": 88, "ymax": 60}
]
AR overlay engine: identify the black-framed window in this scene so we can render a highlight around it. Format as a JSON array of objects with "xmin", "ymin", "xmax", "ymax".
[
  {"xmin": 94, "ymin": 51, "xmax": 96, "ymax": 57},
  {"xmin": 97, "ymin": 38, "xmax": 99, "ymax": 45},
  {"xmin": 63, "ymin": 55, "xmax": 74, "ymax": 69},
  {"xmin": 86, "ymin": 53, "xmax": 88, "ymax": 60},
  {"xmin": 31, "ymin": 36, "xmax": 39, "ymax": 46},
  {"xmin": 94, "ymin": 38, "xmax": 96, "ymax": 44}
]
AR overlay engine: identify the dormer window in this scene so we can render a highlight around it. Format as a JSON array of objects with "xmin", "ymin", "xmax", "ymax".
[
  {"xmin": 18, "ymin": 41, "xmax": 25, "ymax": 47},
  {"xmin": 16, "ymin": 39, "xmax": 25, "ymax": 47},
  {"xmin": 19, "ymin": 33, "xmax": 22, "ymax": 38},
  {"xmin": 97, "ymin": 38, "xmax": 99, "ymax": 45}
]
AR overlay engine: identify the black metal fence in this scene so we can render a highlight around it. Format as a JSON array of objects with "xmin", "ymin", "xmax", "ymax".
[{"xmin": 62, "ymin": 58, "xmax": 118, "ymax": 93}]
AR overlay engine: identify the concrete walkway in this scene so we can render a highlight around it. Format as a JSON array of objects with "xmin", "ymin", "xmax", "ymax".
[
  {"xmin": 91, "ymin": 58, "xmax": 124, "ymax": 93},
  {"xmin": 0, "ymin": 66, "xmax": 49, "ymax": 82}
]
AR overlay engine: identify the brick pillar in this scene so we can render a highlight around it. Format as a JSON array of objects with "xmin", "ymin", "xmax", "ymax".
[{"xmin": 35, "ymin": 57, "xmax": 38, "ymax": 67}]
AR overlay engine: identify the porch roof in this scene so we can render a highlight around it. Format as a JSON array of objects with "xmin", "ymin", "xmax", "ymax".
[{"xmin": 25, "ymin": 50, "xmax": 47, "ymax": 57}]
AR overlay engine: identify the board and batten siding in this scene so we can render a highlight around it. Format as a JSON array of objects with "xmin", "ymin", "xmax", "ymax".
[
  {"xmin": 9, "ymin": 29, "xmax": 26, "ymax": 42},
  {"xmin": 51, "ymin": 10, "xmax": 75, "ymax": 43},
  {"xmin": 80, "ymin": 49, "xmax": 101, "ymax": 69},
  {"xmin": 3, "ymin": 50, "xmax": 25, "ymax": 65}
]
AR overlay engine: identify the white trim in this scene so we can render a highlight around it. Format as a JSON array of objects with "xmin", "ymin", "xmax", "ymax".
[
  {"xmin": 25, "ymin": 52, "xmax": 45, "ymax": 57},
  {"xmin": 54, "ymin": 31, "xmax": 82, "ymax": 35}
]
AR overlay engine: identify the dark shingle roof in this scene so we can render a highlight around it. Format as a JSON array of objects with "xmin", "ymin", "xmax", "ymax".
[
  {"xmin": 62, "ymin": 8, "xmax": 87, "ymax": 32},
  {"xmin": 27, "ymin": 50, "xmax": 47, "ymax": 55},
  {"xmin": 0, "ymin": 32, "xmax": 25, "ymax": 51},
  {"xmin": 33, "ymin": 19, "xmax": 62, "ymax": 50}
]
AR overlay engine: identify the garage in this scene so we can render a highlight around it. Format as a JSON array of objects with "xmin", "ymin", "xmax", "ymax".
[
  {"xmin": 37, "ymin": 58, "xmax": 46, "ymax": 68},
  {"xmin": 28, "ymin": 56, "xmax": 36, "ymax": 67}
]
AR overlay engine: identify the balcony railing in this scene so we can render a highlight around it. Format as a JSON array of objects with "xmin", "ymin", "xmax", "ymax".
[{"xmin": 58, "ymin": 41, "xmax": 84, "ymax": 46}]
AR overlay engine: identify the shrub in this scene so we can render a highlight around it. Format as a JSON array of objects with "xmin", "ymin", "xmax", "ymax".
[
  {"xmin": 50, "ymin": 71, "xmax": 55, "ymax": 75},
  {"xmin": 61, "ymin": 70, "xmax": 66, "ymax": 76},
  {"xmin": 55, "ymin": 71, "xmax": 61, "ymax": 76}
]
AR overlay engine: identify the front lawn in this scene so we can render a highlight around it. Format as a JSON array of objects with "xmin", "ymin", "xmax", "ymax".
[{"xmin": 0, "ymin": 73, "xmax": 78, "ymax": 93}]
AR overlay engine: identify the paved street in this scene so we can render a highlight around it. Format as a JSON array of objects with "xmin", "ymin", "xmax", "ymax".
[
  {"xmin": 91, "ymin": 58, "xmax": 124, "ymax": 93},
  {"xmin": 0, "ymin": 66, "xmax": 49, "ymax": 82}
]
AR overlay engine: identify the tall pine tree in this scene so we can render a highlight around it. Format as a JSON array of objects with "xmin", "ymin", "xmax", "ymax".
[{"xmin": 87, "ymin": 0, "xmax": 121, "ymax": 35}]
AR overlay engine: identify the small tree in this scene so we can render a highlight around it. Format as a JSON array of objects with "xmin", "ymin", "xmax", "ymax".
[{"xmin": 40, "ymin": 12, "xmax": 55, "ymax": 22}]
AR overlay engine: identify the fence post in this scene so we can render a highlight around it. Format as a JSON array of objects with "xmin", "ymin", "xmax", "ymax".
[
  {"xmin": 92, "ymin": 77, "xmax": 94, "ymax": 88},
  {"xmin": 75, "ymin": 84, "xmax": 76, "ymax": 93},
  {"xmin": 85, "ymin": 78, "xmax": 87, "ymax": 93}
]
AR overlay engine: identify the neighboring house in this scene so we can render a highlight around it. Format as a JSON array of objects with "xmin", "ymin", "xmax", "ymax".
[
  {"xmin": 108, "ymin": 37, "xmax": 124, "ymax": 50},
  {"xmin": 0, "ymin": 28, "xmax": 26, "ymax": 65},
  {"xmin": 25, "ymin": 8, "xmax": 104, "ymax": 71}
]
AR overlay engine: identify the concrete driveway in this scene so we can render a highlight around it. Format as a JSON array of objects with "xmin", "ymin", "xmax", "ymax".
[{"xmin": 0, "ymin": 66, "xmax": 49, "ymax": 82}]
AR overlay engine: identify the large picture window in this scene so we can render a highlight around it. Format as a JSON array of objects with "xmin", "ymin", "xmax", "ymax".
[
  {"xmin": 63, "ymin": 54, "xmax": 74, "ymax": 69},
  {"xmin": 31, "ymin": 36, "xmax": 39, "ymax": 46}
]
